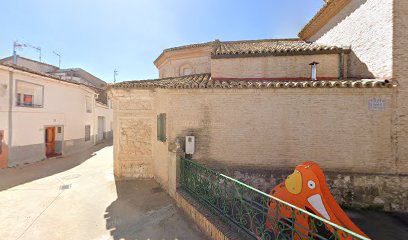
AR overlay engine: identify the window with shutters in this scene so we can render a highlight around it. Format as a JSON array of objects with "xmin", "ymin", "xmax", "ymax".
[{"xmin": 157, "ymin": 113, "xmax": 166, "ymax": 142}]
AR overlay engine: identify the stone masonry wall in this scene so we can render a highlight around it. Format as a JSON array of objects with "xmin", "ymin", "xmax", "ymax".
[
  {"xmin": 111, "ymin": 89, "xmax": 155, "ymax": 178},
  {"xmin": 308, "ymin": 0, "xmax": 393, "ymax": 79},
  {"xmin": 211, "ymin": 54, "xmax": 340, "ymax": 79},
  {"xmin": 226, "ymin": 168, "xmax": 407, "ymax": 212}
]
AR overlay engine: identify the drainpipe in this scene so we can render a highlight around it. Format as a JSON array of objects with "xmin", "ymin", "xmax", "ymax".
[
  {"xmin": 339, "ymin": 49, "xmax": 345, "ymax": 80},
  {"xmin": 7, "ymin": 70, "xmax": 13, "ymax": 166},
  {"xmin": 93, "ymin": 93, "xmax": 97, "ymax": 145}
]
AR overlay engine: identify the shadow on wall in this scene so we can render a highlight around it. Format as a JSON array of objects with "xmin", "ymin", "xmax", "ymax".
[
  {"xmin": 0, "ymin": 140, "xmax": 112, "ymax": 191},
  {"xmin": 314, "ymin": 0, "xmax": 377, "ymax": 79},
  {"xmin": 104, "ymin": 179, "xmax": 208, "ymax": 240},
  {"xmin": 348, "ymin": 50, "xmax": 375, "ymax": 79}
]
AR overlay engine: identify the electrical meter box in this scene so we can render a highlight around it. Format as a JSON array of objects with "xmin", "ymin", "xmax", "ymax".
[{"xmin": 185, "ymin": 136, "xmax": 195, "ymax": 154}]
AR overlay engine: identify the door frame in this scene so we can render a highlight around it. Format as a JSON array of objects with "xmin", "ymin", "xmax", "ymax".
[{"xmin": 44, "ymin": 125, "xmax": 64, "ymax": 158}]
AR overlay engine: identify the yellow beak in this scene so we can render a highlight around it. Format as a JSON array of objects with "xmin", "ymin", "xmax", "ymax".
[{"xmin": 285, "ymin": 170, "xmax": 302, "ymax": 194}]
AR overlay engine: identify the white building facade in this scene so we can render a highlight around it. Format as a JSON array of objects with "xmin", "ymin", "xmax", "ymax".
[{"xmin": 0, "ymin": 63, "xmax": 112, "ymax": 168}]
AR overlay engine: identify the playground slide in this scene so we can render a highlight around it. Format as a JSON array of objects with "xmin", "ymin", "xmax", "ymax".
[{"xmin": 266, "ymin": 161, "xmax": 369, "ymax": 239}]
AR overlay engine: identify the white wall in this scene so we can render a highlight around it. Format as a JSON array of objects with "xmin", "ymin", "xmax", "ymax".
[
  {"xmin": 95, "ymin": 101, "xmax": 113, "ymax": 136},
  {"xmin": 0, "ymin": 68, "xmax": 10, "ymax": 167},
  {"xmin": 0, "ymin": 68, "xmax": 10, "ymax": 141},
  {"xmin": 9, "ymin": 69, "xmax": 97, "ymax": 148},
  {"xmin": 307, "ymin": 0, "xmax": 393, "ymax": 79}
]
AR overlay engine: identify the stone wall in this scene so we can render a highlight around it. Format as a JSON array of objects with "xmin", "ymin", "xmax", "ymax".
[
  {"xmin": 111, "ymin": 89, "xmax": 155, "ymax": 178},
  {"xmin": 307, "ymin": 0, "xmax": 393, "ymax": 79},
  {"xmin": 211, "ymin": 54, "xmax": 341, "ymax": 79},
  {"xmin": 225, "ymin": 167, "xmax": 407, "ymax": 212}
]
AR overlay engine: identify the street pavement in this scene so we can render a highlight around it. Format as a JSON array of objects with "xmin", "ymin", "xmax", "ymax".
[{"xmin": 0, "ymin": 142, "xmax": 208, "ymax": 240}]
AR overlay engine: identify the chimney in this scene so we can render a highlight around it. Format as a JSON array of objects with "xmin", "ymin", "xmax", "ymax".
[{"xmin": 309, "ymin": 62, "xmax": 319, "ymax": 81}]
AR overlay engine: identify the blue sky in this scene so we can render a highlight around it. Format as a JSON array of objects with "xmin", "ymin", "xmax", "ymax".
[{"xmin": 1, "ymin": 0, "xmax": 323, "ymax": 83}]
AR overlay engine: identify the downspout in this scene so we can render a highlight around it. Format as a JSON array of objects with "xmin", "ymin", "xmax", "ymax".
[
  {"xmin": 7, "ymin": 69, "xmax": 13, "ymax": 166},
  {"xmin": 94, "ymin": 93, "xmax": 97, "ymax": 145},
  {"xmin": 339, "ymin": 49, "xmax": 345, "ymax": 80}
]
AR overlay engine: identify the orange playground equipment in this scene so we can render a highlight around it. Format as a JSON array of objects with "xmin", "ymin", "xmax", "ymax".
[{"xmin": 266, "ymin": 161, "xmax": 369, "ymax": 239}]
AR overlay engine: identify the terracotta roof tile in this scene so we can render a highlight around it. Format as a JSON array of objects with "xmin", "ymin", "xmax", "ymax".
[
  {"xmin": 154, "ymin": 38, "xmax": 344, "ymax": 63},
  {"xmin": 154, "ymin": 42, "xmax": 213, "ymax": 64},
  {"xmin": 212, "ymin": 39, "xmax": 343, "ymax": 58},
  {"xmin": 0, "ymin": 63, "xmax": 98, "ymax": 93},
  {"xmin": 110, "ymin": 73, "xmax": 392, "ymax": 90}
]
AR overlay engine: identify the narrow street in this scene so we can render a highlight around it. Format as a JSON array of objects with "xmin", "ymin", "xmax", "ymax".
[{"xmin": 0, "ymin": 143, "xmax": 207, "ymax": 240}]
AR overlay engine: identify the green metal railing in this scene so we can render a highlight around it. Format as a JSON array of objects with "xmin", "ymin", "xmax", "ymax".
[{"xmin": 180, "ymin": 158, "xmax": 370, "ymax": 240}]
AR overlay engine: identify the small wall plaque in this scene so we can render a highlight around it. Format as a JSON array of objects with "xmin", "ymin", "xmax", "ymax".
[{"xmin": 368, "ymin": 98, "xmax": 385, "ymax": 111}]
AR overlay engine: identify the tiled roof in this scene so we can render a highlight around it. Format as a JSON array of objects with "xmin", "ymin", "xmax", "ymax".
[
  {"xmin": 0, "ymin": 55, "xmax": 60, "ymax": 70},
  {"xmin": 110, "ymin": 73, "xmax": 392, "ymax": 90},
  {"xmin": 88, "ymin": 85, "xmax": 108, "ymax": 105},
  {"xmin": 212, "ymin": 39, "xmax": 343, "ymax": 58},
  {"xmin": 0, "ymin": 63, "xmax": 97, "ymax": 93},
  {"xmin": 154, "ymin": 38, "xmax": 343, "ymax": 63},
  {"xmin": 0, "ymin": 62, "xmax": 77, "ymax": 83},
  {"xmin": 154, "ymin": 42, "xmax": 213, "ymax": 65}
]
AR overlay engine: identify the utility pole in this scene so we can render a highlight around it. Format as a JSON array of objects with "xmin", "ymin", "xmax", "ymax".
[
  {"xmin": 53, "ymin": 51, "xmax": 61, "ymax": 68},
  {"xmin": 114, "ymin": 69, "xmax": 118, "ymax": 83}
]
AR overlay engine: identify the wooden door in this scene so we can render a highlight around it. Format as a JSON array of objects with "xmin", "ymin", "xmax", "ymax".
[{"xmin": 45, "ymin": 127, "xmax": 56, "ymax": 157}]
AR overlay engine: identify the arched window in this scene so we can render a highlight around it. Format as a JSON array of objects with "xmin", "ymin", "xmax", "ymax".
[{"xmin": 179, "ymin": 64, "xmax": 194, "ymax": 76}]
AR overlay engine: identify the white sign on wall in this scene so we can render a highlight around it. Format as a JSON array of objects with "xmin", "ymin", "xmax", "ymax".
[{"xmin": 368, "ymin": 97, "xmax": 385, "ymax": 111}]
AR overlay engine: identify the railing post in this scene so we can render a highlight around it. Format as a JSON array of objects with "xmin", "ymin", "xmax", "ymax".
[{"xmin": 168, "ymin": 138, "xmax": 185, "ymax": 198}]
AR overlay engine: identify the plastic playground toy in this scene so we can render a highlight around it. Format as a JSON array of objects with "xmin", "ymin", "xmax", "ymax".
[{"xmin": 266, "ymin": 161, "xmax": 369, "ymax": 239}]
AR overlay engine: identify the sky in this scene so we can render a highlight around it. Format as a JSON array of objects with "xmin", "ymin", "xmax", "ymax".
[{"xmin": 0, "ymin": 0, "xmax": 323, "ymax": 83}]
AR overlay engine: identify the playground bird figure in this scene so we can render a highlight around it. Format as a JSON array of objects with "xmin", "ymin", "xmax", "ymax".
[{"xmin": 265, "ymin": 161, "xmax": 369, "ymax": 240}]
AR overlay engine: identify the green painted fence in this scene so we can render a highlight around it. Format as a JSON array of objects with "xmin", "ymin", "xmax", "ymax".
[{"xmin": 180, "ymin": 158, "xmax": 369, "ymax": 240}]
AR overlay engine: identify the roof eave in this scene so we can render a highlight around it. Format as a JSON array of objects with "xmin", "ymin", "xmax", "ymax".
[
  {"xmin": 153, "ymin": 42, "xmax": 214, "ymax": 66},
  {"xmin": 298, "ymin": 0, "xmax": 351, "ymax": 40},
  {"xmin": 211, "ymin": 49, "xmax": 344, "ymax": 59}
]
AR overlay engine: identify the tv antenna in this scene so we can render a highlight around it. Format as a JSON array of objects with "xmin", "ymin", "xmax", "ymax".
[
  {"xmin": 53, "ymin": 51, "xmax": 61, "ymax": 68},
  {"xmin": 114, "ymin": 69, "xmax": 119, "ymax": 83},
  {"xmin": 13, "ymin": 41, "xmax": 42, "ymax": 63}
]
